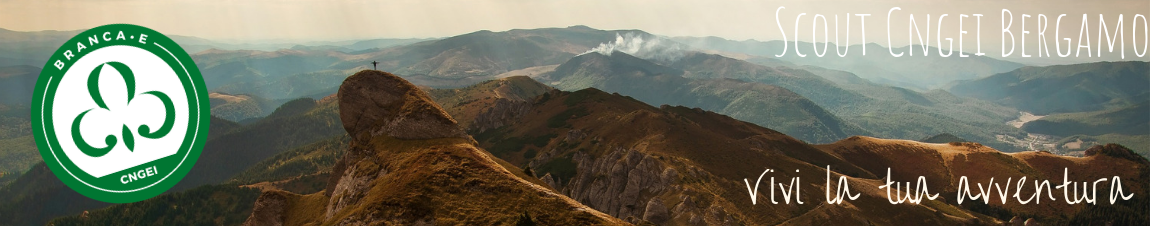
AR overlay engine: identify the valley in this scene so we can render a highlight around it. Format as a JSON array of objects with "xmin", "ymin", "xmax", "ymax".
[{"xmin": 1006, "ymin": 111, "xmax": 1044, "ymax": 128}]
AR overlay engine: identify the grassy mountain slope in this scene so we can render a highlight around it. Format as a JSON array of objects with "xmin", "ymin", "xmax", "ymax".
[
  {"xmin": 472, "ymin": 87, "xmax": 1005, "ymax": 225},
  {"xmin": 427, "ymin": 76, "xmax": 555, "ymax": 132},
  {"xmin": 460, "ymin": 74, "xmax": 1144, "ymax": 224},
  {"xmin": 818, "ymin": 138, "xmax": 1149, "ymax": 224},
  {"xmin": 287, "ymin": 135, "xmax": 626, "ymax": 225},
  {"xmin": 237, "ymin": 70, "xmax": 627, "ymax": 225}
]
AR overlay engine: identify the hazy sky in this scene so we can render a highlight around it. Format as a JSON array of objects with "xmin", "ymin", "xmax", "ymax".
[{"xmin": 3, "ymin": 0, "xmax": 1148, "ymax": 57}]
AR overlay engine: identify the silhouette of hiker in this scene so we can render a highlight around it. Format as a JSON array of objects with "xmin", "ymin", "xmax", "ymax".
[{"xmin": 371, "ymin": 61, "xmax": 379, "ymax": 70}]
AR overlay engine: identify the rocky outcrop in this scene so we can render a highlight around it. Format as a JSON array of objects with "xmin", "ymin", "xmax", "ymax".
[
  {"xmin": 530, "ymin": 146, "xmax": 741, "ymax": 226},
  {"xmin": 337, "ymin": 70, "xmax": 467, "ymax": 141},
  {"xmin": 1024, "ymin": 218, "xmax": 1040, "ymax": 226},
  {"xmin": 468, "ymin": 98, "xmax": 532, "ymax": 133},
  {"xmin": 539, "ymin": 173, "xmax": 558, "ymax": 190},
  {"xmin": 642, "ymin": 197, "xmax": 669, "ymax": 224},
  {"xmin": 242, "ymin": 190, "xmax": 291, "ymax": 226},
  {"xmin": 542, "ymin": 147, "xmax": 676, "ymax": 220},
  {"xmin": 322, "ymin": 151, "xmax": 386, "ymax": 219},
  {"xmin": 511, "ymin": 111, "xmax": 742, "ymax": 225}
]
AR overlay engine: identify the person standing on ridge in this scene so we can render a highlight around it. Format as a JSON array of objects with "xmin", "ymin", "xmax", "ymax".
[{"xmin": 371, "ymin": 61, "xmax": 379, "ymax": 70}]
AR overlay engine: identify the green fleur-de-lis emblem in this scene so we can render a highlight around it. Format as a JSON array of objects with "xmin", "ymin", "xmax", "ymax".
[
  {"xmin": 71, "ymin": 61, "xmax": 175, "ymax": 157},
  {"xmin": 34, "ymin": 24, "xmax": 209, "ymax": 203}
]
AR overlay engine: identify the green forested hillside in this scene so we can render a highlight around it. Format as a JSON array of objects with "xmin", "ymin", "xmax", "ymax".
[
  {"xmin": 950, "ymin": 61, "xmax": 1149, "ymax": 115},
  {"xmin": 47, "ymin": 184, "xmax": 261, "ymax": 226},
  {"xmin": 0, "ymin": 98, "xmax": 342, "ymax": 225},
  {"xmin": 0, "ymin": 163, "xmax": 110, "ymax": 226},
  {"xmin": 1023, "ymin": 102, "xmax": 1150, "ymax": 155},
  {"xmin": 174, "ymin": 98, "xmax": 343, "ymax": 191},
  {"xmin": 1023, "ymin": 102, "xmax": 1149, "ymax": 136},
  {"xmin": 0, "ymin": 104, "xmax": 35, "ymax": 186},
  {"xmin": 231, "ymin": 135, "xmax": 348, "ymax": 194}
]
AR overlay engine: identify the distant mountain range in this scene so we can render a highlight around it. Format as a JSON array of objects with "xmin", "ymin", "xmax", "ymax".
[
  {"xmin": 672, "ymin": 37, "xmax": 1026, "ymax": 90},
  {"xmin": 0, "ymin": 65, "xmax": 38, "ymax": 106},
  {"xmin": 540, "ymin": 50, "xmax": 868, "ymax": 143},
  {"xmin": 523, "ymin": 48, "xmax": 1021, "ymax": 149},
  {"xmin": 950, "ymin": 61, "xmax": 1149, "ymax": 115},
  {"xmin": 0, "ymin": 28, "xmax": 82, "ymax": 68}
]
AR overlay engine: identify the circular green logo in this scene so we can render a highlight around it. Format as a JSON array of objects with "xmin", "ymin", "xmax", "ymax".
[{"xmin": 32, "ymin": 24, "xmax": 209, "ymax": 203}]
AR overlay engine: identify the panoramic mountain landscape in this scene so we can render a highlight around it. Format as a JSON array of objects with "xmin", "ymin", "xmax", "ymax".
[{"xmin": 0, "ymin": 22, "xmax": 1146, "ymax": 225}]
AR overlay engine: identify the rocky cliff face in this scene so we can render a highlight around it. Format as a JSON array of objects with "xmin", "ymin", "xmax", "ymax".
[
  {"xmin": 528, "ymin": 144, "xmax": 737, "ymax": 225},
  {"xmin": 468, "ymin": 98, "xmax": 532, "ymax": 133},
  {"xmin": 241, "ymin": 191, "xmax": 291, "ymax": 226},
  {"xmin": 337, "ymin": 70, "xmax": 468, "ymax": 141},
  {"xmin": 243, "ymin": 70, "xmax": 627, "ymax": 225},
  {"xmin": 561, "ymin": 148, "xmax": 674, "ymax": 220}
]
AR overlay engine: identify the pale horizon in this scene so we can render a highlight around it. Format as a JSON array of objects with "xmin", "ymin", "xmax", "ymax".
[{"xmin": 3, "ymin": 0, "xmax": 1148, "ymax": 62}]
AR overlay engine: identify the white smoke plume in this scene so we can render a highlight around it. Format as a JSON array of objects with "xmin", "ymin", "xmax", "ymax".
[{"xmin": 582, "ymin": 32, "xmax": 686, "ymax": 62}]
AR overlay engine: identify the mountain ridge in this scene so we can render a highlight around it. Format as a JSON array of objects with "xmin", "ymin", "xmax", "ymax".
[
  {"xmin": 241, "ymin": 70, "xmax": 627, "ymax": 225},
  {"xmin": 543, "ymin": 51, "xmax": 869, "ymax": 144}
]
